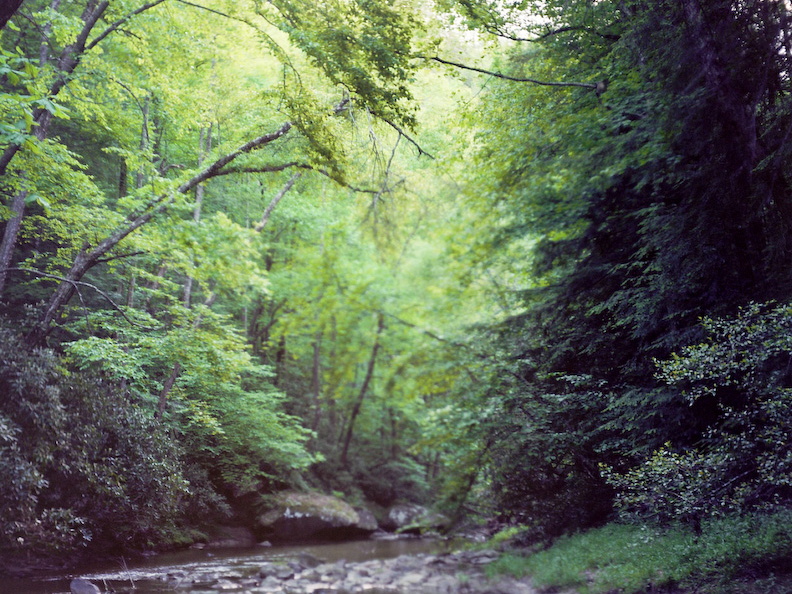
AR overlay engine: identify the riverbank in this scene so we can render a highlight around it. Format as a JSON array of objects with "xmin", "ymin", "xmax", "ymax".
[
  {"xmin": 485, "ymin": 513, "xmax": 792, "ymax": 594},
  {"xmin": 2, "ymin": 538, "xmax": 539, "ymax": 594},
  {"xmin": 149, "ymin": 548, "xmax": 538, "ymax": 593}
]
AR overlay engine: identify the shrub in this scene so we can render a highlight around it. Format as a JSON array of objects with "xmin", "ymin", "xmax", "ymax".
[
  {"xmin": 0, "ymin": 322, "xmax": 207, "ymax": 556},
  {"xmin": 605, "ymin": 303, "xmax": 792, "ymax": 527}
]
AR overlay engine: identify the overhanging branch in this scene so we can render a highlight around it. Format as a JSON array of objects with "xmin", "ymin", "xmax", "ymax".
[
  {"xmin": 370, "ymin": 111, "xmax": 434, "ymax": 158},
  {"xmin": 420, "ymin": 55, "xmax": 598, "ymax": 89},
  {"xmin": 87, "ymin": 0, "xmax": 167, "ymax": 51}
]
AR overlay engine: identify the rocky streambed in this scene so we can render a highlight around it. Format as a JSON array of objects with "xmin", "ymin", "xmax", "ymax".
[{"xmin": 63, "ymin": 548, "xmax": 538, "ymax": 594}]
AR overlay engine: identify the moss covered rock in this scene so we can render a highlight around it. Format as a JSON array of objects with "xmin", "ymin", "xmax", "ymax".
[{"xmin": 257, "ymin": 492, "xmax": 378, "ymax": 542}]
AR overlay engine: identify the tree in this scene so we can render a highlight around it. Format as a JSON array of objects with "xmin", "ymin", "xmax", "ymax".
[
  {"xmin": 439, "ymin": 0, "xmax": 792, "ymax": 538},
  {"xmin": 0, "ymin": 1, "xmax": 24, "ymax": 31},
  {"xmin": 0, "ymin": 0, "xmax": 437, "ymax": 560}
]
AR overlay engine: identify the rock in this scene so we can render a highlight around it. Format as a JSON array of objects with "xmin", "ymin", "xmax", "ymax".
[
  {"xmin": 354, "ymin": 506, "xmax": 379, "ymax": 531},
  {"xmin": 291, "ymin": 552, "xmax": 324, "ymax": 570},
  {"xmin": 70, "ymin": 579, "xmax": 101, "ymax": 594},
  {"xmin": 212, "ymin": 578, "xmax": 242, "ymax": 590},
  {"xmin": 257, "ymin": 491, "xmax": 378, "ymax": 541},
  {"xmin": 382, "ymin": 504, "xmax": 450, "ymax": 534},
  {"xmin": 259, "ymin": 562, "xmax": 285, "ymax": 578}
]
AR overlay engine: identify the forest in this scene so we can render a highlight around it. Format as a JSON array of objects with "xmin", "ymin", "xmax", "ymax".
[{"xmin": 1, "ymin": 0, "xmax": 791, "ymax": 591}]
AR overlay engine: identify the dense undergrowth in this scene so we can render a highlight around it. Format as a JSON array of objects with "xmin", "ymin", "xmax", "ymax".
[{"xmin": 488, "ymin": 511, "xmax": 792, "ymax": 593}]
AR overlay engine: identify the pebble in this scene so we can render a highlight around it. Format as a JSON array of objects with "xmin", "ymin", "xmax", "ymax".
[{"xmin": 134, "ymin": 548, "xmax": 537, "ymax": 593}]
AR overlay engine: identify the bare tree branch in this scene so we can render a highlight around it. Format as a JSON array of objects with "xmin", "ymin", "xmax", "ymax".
[
  {"xmin": 484, "ymin": 24, "xmax": 620, "ymax": 43},
  {"xmin": 95, "ymin": 250, "xmax": 147, "ymax": 265},
  {"xmin": 209, "ymin": 161, "xmax": 306, "ymax": 177},
  {"xmin": 6, "ymin": 267, "xmax": 161, "ymax": 330},
  {"xmin": 86, "ymin": 0, "xmax": 167, "ymax": 51},
  {"xmin": 370, "ymin": 111, "xmax": 434, "ymax": 158},
  {"xmin": 255, "ymin": 172, "xmax": 302, "ymax": 231},
  {"xmin": 173, "ymin": 0, "xmax": 232, "ymax": 19},
  {"xmin": 419, "ymin": 55, "xmax": 598, "ymax": 89}
]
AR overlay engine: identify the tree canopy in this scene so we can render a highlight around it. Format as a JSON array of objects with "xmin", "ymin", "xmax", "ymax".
[{"xmin": 1, "ymin": 0, "xmax": 791, "ymax": 566}]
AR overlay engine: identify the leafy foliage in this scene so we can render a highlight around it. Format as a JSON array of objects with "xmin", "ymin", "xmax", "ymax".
[
  {"xmin": 0, "ymin": 321, "xmax": 202, "ymax": 556},
  {"xmin": 606, "ymin": 303, "xmax": 792, "ymax": 528},
  {"xmin": 443, "ymin": 0, "xmax": 792, "ymax": 540}
]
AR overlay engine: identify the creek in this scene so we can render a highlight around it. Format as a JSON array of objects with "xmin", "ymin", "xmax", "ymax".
[{"xmin": 0, "ymin": 538, "xmax": 461, "ymax": 594}]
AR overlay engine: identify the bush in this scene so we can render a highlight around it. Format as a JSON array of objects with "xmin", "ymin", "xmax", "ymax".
[
  {"xmin": 0, "ymin": 322, "xmax": 216, "ymax": 556},
  {"xmin": 605, "ymin": 303, "xmax": 792, "ymax": 528}
]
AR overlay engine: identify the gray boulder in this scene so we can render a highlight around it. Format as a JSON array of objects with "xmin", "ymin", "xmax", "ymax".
[
  {"xmin": 70, "ymin": 578, "xmax": 101, "ymax": 594},
  {"xmin": 257, "ymin": 491, "xmax": 379, "ymax": 541}
]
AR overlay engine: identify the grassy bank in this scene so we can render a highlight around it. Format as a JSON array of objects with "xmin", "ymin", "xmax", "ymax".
[{"xmin": 487, "ymin": 510, "xmax": 792, "ymax": 593}]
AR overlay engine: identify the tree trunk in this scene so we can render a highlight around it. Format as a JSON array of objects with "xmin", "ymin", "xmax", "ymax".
[
  {"xmin": 155, "ymin": 290, "xmax": 214, "ymax": 419},
  {"xmin": 0, "ymin": 0, "xmax": 24, "ymax": 31},
  {"xmin": 135, "ymin": 97, "xmax": 150, "ymax": 190},
  {"xmin": 310, "ymin": 332, "xmax": 323, "ymax": 433},
  {"xmin": 0, "ymin": 190, "xmax": 28, "ymax": 295},
  {"xmin": 0, "ymin": 0, "xmax": 61, "ymax": 296},
  {"xmin": 183, "ymin": 125, "xmax": 211, "ymax": 308},
  {"xmin": 254, "ymin": 172, "xmax": 301, "ymax": 231},
  {"xmin": 340, "ymin": 313, "xmax": 385, "ymax": 468},
  {"xmin": 156, "ymin": 362, "xmax": 182, "ymax": 420}
]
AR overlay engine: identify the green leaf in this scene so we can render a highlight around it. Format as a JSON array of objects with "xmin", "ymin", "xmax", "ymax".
[{"xmin": 24, "ymin": 193, "xmax": 51, "ymax": 209}]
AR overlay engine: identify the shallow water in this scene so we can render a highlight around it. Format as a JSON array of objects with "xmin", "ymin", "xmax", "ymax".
[{"xmin": 0, "ymin": 538, "xmax": 449, "ymax": 594}]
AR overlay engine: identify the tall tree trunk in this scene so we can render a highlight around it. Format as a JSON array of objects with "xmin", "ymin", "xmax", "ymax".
[
  {"xmin": 0, "ymin": 0, "xmax": 62, "ymax": 296},
  {"xmin": 183, "ymin": 125, "xmax": 211, "ymax": 307},
  {"xmin": 0, "ymin": 0, "xmax": 24, "ymax": 31},
  {"xmin": 310, "ymin": 332, "xmax": 323, "ymax": 433},
  {"xmin": 135, "ymin": 96, "xmax": 150, "ymax": 190},
  {"xmin": 162, "ymin": 126, "xmax": 213, "ymax": 419},
  {"xmin": 156, "ymin": 362, "xmax": 182, "ymax": 420},
  {"xmin": 274, "ymin": 335, "xmax": 287, "ymax": 387},
  {"xmin": 0, "ymin": 190, "xmax": 28, "ymax": 295},
  {"xmin": 118, "ymin": 158, "xmax": 128, "ymax": 198},
  {"xmin": 340, "ymin": 313, "xmax": 385, "ymax": 468}
]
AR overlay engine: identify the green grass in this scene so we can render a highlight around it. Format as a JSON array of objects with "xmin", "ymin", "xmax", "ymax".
[{"xmin": 486, "ymin": 510, "xmax": 792, "ymax": 593}]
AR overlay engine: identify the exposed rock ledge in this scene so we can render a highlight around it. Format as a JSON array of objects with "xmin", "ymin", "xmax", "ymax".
[{"xmin": 257, "ymin": 491, "xmax": 378, "ymax": 542}]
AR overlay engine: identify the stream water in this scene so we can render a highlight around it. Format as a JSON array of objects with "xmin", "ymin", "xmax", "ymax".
[{"xmin": 0, "ymin": 538, "xmax": 450, "ymax": 594}]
